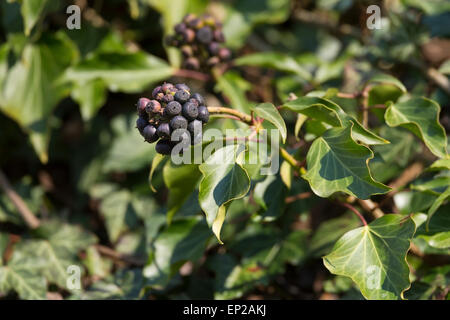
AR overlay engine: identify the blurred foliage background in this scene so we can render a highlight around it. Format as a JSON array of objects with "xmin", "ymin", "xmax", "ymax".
[{"xmin": 0, "ymin": 0, "xmax": 449, "ymax": 300}]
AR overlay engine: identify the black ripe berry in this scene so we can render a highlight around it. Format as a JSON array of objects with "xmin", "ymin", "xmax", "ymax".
[
  {"xmin": 164, "ymin": 101, "xmax": 182, "ymax": 117},
  {"xmin": 182, "ymin": 101, "xmax": 198, "ymax": 120},
  {"xmin": 142, "ymin": 125, "xmax": 158, "ymax": 143},
  {"xmin": 145, "ymin": 100, "xmax": 161, "ymax": 114},
  {"xmin": 191, "ymin": 93, "xmax": 205, "ymax": 106},
  {"xmin": 175, "ymin": 83, "xmax": 190, "ymax": 92},
  {"xmin": 196, "ymin": 26, "xmax": 213, "ymax": 44},
  {"xmin": 155, "ymin": 140, "xmax": 173, "ymax": 155},
  {"xmin": 174, "ymin": 90, "xmax": 190, "ymax": 103},
  {"xmin": 137, "ymin": 83, "xmax": 209, "ymax": 155},
  {"xmin": 208, "ymin": 42, "xmax": 220, "ymax": 55},
  {"xmin": 170, "ymin": 115, "xmax": 188, "ymax": 130},
  {"xmin": 162, "ymin": 94, "xmax": 174, "ymax": 104},
  {"xmin": 136, "ymin": 117, "xmax": 148, "ymax": 133},
  {"xmin": 137, "ymin": 98, "xmax": 150, "ymax": 116},
  {"xmin": 185, "ymin": 57, "xmax": 200, "ymax": 70},
  {"xmin": 156, "ymin": 122, "xmax": 171, "ymax": 139},
  {"xmin": 197, "ymin": 106, "xmax": 210, "ymax": 123}
]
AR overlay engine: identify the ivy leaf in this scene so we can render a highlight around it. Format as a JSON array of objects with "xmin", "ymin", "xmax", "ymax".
[
  {"xmin": 427, "ymin": 186, "xmax": 450, "ymax": 230},
  {"xmin": 283, "ymin": 96, "xmax": 389, "ymax": 145},
  {"xmin": 163, "ymin": 161, "xmax": 202, "ymax": 224},
  {"xmin": 303, "ymin": 124, "xmax": 391, "ymax": 199},
  {"xmin": 65, "ymin": 52, "xmax": 173, "ymax": 93},
  {"xmin": 428, "ymin": 159, "xmax": 450, "ymax": 171},
  {"xmin": 251, "ymin": 103, "xmax": 287, "ymax": 143},
  {"xmin": 323, "ymin": 214, "xmax": 416, "ymax": 300},
  {"xmin": 149, "ymin": 153, "xmax": 166, "ymax": 192},
  {"xmin": 235, "ymin": 52, "xmax": 312, "ymax": 81},
  {"xmin": 0, "ymin": 32, "xmax": 77, "ymax": 163},
  {"xmin": 0, "ymin": 262, "xmax": 47, "ymax": 300},
  {"xmin": 385, "ymin": 97, "xmax": 448, "ymax": 158},
  {"xmin": 143, "ymin": 217, "xmax": 210, "ymax": 288},
  {"xmin": 21, "ymin": 0, "xmax": 49, "ymax": 35},
  {"xmin": 367, "ymin": 73, "xmax": 407, "ymax": 93},
  {"xmin": 214, "ymin": 70, "xmax": 252, "ymax": 114},
  {"xmin": 71, "ymin": 79, "xmax": 107, "ymax": 121},
  {"xmin": 199, "ymin": 145, "xmax": 251, "ymax": 243}
]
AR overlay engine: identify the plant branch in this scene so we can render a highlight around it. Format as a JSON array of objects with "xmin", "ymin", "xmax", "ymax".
[
  {"xmin": 280, "ymin": 147, "xmax": 304, "ymax": 170},
  {"xmin": 173, "ymin": 69, "xmax": 211, "ymax": 82},
  {"xmin": 207, "ymin": 106, "xmax": 253, "ymax": 125},
  {"xmin": 338, "ymin": 202, "xmax": 368, "ymax": 226},
  {"xmin": 0, "ymin": 170, "xmax": 40, "ymax": 229},
  {"xmin": 94, "ymin": 244, "xmax": 145, "ymax": 266}
]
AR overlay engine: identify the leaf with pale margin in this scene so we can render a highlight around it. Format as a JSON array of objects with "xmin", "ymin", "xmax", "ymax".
[
  {"xmin": 283, "ymin": 97, "xmax": 389, "ymax": 145},
  {"xmin": 323, "ymin": 214, "xmax": 416, "ymax": 300},
  {"xmin": 426, "ymin": 186, "xmax": 450, "ymax": 230},
  {"xmin": 199, "ymin": 145, "xmax": 251, "ymax": 243},
  {"xmin": 385, "ymin": 97, "xmax": 448, "ymax": 158},
  {"xmin": 251, "ymin": 103, "xmax": 287, "ymax": 143},
  {"xmin": 367, "ymin": 73, "xmax": 407, "ymax": 93},
  {"xmin": 163, "ymin": 161, "xmax": 201, "ymax": 224},
  {"xmin": 303, "ymin": 125, "xmax": 391, "ymax": 199},
  {"xmin": 428, "ymin": 159, "xmax": 450, "ymax": 171},
  {"xmin": 149, "ymin": 153, "xmax": 166, "ymax": 192}
]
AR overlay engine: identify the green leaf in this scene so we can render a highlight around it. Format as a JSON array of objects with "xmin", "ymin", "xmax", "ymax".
[
  {"xmin": 0, "ymin": 265, "xmax": 47, "ymax": 300},
  {"xmin": 149, "ymin": 153, "xmax": 166, "ymax": 192},
  {"xmin": 251, "ymin": 103, "xmax": 287, "ymax": 142},
  {"xmin": 368, "ymin": 73, "xmax": 407, "ymax": 93},
  {"xmin": 303, "ymin": 124, "xmax": 391, "ymax": 199},
  {"xmin": 283, "ymin": 96, "xmax": 389, "ymax": 145},
  {"xmin": 214, "ymin": 70, "xmax": 252, "ymax": 113},
  {"xmin": 235, "ymin": 52, "xmax": 312, "ymax": 81},
  {"xmin": 21, "ymin": 0, "xmax": 48, "ymax": 35},
  {"xmin": 323, "ymin": 214, "xmax": 416, "ymax": 300},
  {"xmin": 0, "ymin": 32, "xmax": 77, "ymax": 163},
  {"xmin": 199, "ymin": 145, "xmax": 251, "ymax": 243},
  {"xmin": 143, "ymin": 217, "xmax": 210, "ymax": 288},
  {"xmin": 385, "ymin": 97, "xmax": 448, "ymax": 158},
  {"xmin": 309, "ymin": 213, "xmax": 361, "ymax": 257},
  {"xmin": 427, "ymin": 186, "xmax": 450, "ymax": 230},
  {"xmin": 253, "ymin": 174, "xmax": 286, "ymax": 222},
  {"xmin": 65, "ymin": 52, "xmax": 173, "ymax": 93},
  {"xmin": 163, "ymin": 161, "xmax": 202, "ymax": 224},
  {"xmin": 71, "ymin": 79, "xmax": 107, "ymax": 121},
  {"xmin": 428, "ymin": 159, "xmax": 450, "ymax": 171},
  {"xmin": 103, "ymin": 115, "xmax": 156, "ymax": 173}
]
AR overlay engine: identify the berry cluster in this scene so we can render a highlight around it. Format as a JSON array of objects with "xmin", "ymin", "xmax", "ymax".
[
  {"xmin": 165, "ymin": 13, "xmax": 231, "ymax": 71},
  {"xmin": 136, "ymin": 83, "xmax": 209, "ymax": 155}
]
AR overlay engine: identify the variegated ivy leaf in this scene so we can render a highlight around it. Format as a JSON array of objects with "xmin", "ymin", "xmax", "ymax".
[
  {"xmin": 303, "ymin": 124, "xmax": 391, "ymax": 199},
  {"xmin": 323, "ymin": 214, "xmax": 416, "ymax": 300},
  {"xmin": 251, "ymin": 103, "xmax": 287, "ymax": 143},
  {"xmin": 385, "ymin": 97, "xmax": 448, "ymax": 158},
  {"xmin": 199, "ymin": 144, "xmax": 251, "ymax": 243},
  {"xmin": 283, "ymin": 96, "xmax": 389, "ymax": 145}
]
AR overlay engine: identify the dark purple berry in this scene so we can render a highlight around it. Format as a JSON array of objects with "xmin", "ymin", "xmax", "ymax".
[
  {"xmin": 156, "ymin": 122, "xmax": 171, "ymax": 139},
  {"xmin": 181, "ymin": 29, "xmax": 195, "ymax": 43},
  {"xmin": 164, "ymin": 101, "xmax": 182, "ymax": 116},
  {"xmin": 191, "ymin": 93, "xmax": 205, "ymax": 106},
  {"xmin": 184, "ymin": 57, "xmax": 200, "ymax": 70},
  {"xmin": 213, "ymin": 29, "xmax": 225, "ymax": 43},
  {"xmin": 188, "ymin": 18, "xmax": 203, "ymax": 29},
  {"xmin": 188, "ymin": 119, "xmax": 202, "ymax": 136},
  {"xmin": 137, "ymin": 98, "xmax": 150, "ymax": 116},
  {"xmin": 188, "ymin": 98, "xmax": 199, "ymax": 107},
  {"xmin": 174, "ymin": 23, "xmax": 187, "ymax": 33},
  {"xmin": 218, "ymin": 47, "xmax": 232, "ymax": 61},
  {"xmin": 174, "ymin": 90, "xmax": 190, "ymax": 103},
  {"xmin": 136, "ymin": 117, "xmax": 148, "ymax": 133},
  {"xmin": 145, "ymin": 100, "xmax": 161, "ymax": 114},
  {"xmin": 175, "ymin": 83, "xmax": 190, "ymax": 92},
  {"xmin": 182, "ymin": 101, "xmax": 198, "ymax": 121},
  {"xmin": 207, "ymin": 56, "xmax": 220, "ymax": 67},
  {"xmin": 170, "ymin": 115, "xmax": 188, "ymax": 130},
  {"xmin": 196, "ymin": 26, "xmax": 213, "ymax": 44},
  {"xmin": 208, "ymin": 42, "xmax": 220, "ymax": 55},
  {"xmin": 152, "ymin": 86, "xmax": 162, "ymax": 99},
  {"xmin": 197, "ymin": 106, "xmax": 209, "ymax": 123},
  {"xmin": 155, "ymin": 140, "xmax": 173, "ymax": 155},
  {"xmin": 162, "ymin": 94, "xmax": 174, "ymax": 104},
  {"xmin": 162, "ymin": 82, "xmax": 174, "ymax": 93},
  {"xmin": 143, "ymin": 125, "xmax": 158, "ymax": 143}
]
